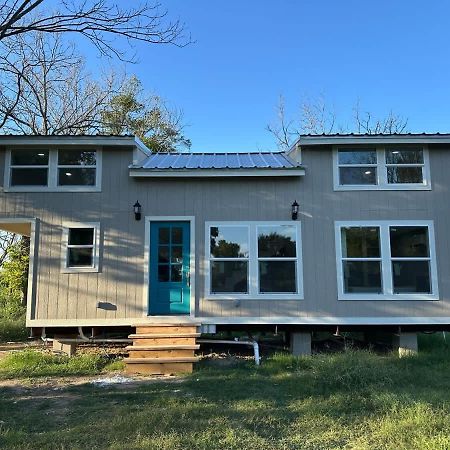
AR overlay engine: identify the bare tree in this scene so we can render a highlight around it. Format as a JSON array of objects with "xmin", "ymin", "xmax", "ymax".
[
  {"xmin": 0, "ymin": 1, "xmax": 189, "ymax": 60},
  {"xmin": 267, "ymin": 95, "xmax": 409, "ymax": 150},
  {"xmin": 0, "ymin": 232, "xmax": 18, "ymax": 267},
  {"xmin": 0, "ymin": 31, "xmax": 117, "ymax": 134},
  {"xmin": 353, "ymin": 99, "xmax": 408, "ymax": 135}
]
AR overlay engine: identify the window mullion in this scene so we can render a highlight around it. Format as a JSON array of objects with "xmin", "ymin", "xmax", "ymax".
[
  {"xmin": 49, "ymin": 150, "xmax": 58, "ymax": 187},
  {"xmin": 381, "ymin": 225, "xmax": 393, "ymax": 295},
  {"xmin": 249, "ymin": 224, "xmax": 258, "ymax": 296},
  {"xmin": 377, "ymin": 147, "xmax": 387, "ymax": 187}
]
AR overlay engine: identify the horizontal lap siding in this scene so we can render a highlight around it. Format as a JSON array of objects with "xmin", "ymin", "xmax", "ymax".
[{"xmin": 0, "ymin": 145, "xmax": 450, "ymax": 323}]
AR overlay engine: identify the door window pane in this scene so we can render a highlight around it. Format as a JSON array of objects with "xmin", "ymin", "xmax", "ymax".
[
  {"xmin": 343, "ymin": 261, "xmax": 382, "ymax": 293},
  {"xmin": 11, "ymin": 149, "xmax": 49, "ymax": 165},
  {"xmin": 171, "ymin": 265, "xmax": 182, "ymax": 282},
  {"xmin": 171, "ymin": 246, "xmax": 182, "ymax": 263},
  {"xmin": 338, "ymin": 150, "xmax": 377, "ymax": 165},
  {"xmin": 58, "ymin": 168, "xmax": 96, "ymax": 186},
  {"xmin": 258, "ymin": 225, "xmax": 296, "ymax": 257},
  {"xmin": 339, "ymin": 167, "xmax": 377, "ymax": 185},
  {"xmin": 68, "ymin": 228, "xmax": 94, "ymax": 245},
  {"xmin": 68, "ymin": 248, "xmax": 93, "ymax": 267},
  {"xmin": 390, "ymin": 227, "xmax": 429, "ymax": 257},
  {"xmin": 158, "ymin": 265, "xmax": 169, "ymax": 282},
  {"xmin": 211, "ymin": 261, "xmax": 248, "ymax": 293},
  {"xmin": 387, "ymin": 167, "xmax": 423, "ymax": 184},
  {"xmin": 11, "ymin": 168, "xmax": 48, "ymax": 186},
  {"xmin": 386, "ymin": 149, "xmax": 423, "ymax": 164},
  {"xmin": 341, "ymin": 227, "xmax": 380, "ymax": 258},
  {"xmin": 172, "ymin": 227, "xmax": 182, "ymax": 244},
  {"xmin": 58, "ymin": 150, "xmax": 96, "ymax": 165},
  {"xmin": 259, "ymin": 261, "xmax": 296, "ymax": 293},
  {"xmin": 392, "ymin": 261, "xmax": 431, "ymax": 293},
  {"xmin": 158, "ymin": 246, "xmax": 169, "ymax": 263},
  {"xmin": 159, "ymin": 227, "xmax": 170, "ymax": 244},
  {"xmin": 210, "ymin": 226, "xmax": 248, "ymax": 258}
]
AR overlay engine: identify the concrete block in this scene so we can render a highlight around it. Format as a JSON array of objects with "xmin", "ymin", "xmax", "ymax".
[
  {"xmin": 53, "ymin": 339, "xmax": 77, "ymax": 357},
  {"xmin": 290, "ymin": 332, "xmax": 311, "ymax": 356},
  {"xmin": 393, "ymin": 332, "xmax": 418, "ymax": 357}
]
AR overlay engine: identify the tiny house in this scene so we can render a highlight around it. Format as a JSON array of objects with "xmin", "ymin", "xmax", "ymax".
[{"xmin": 1, "ymin": 133, "xmax": 449, "ymax": 370}]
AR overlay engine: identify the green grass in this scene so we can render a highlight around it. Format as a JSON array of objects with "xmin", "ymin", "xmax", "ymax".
[
  {"xmin": 0, "ymin": 316, "xmax": 28, "ymax": 342},
  {"xmin": 0, "ymin": 350, "xmax": 125, "ymax": 379},
  {"xmin": 0, "ymin": 335, "xmax": 450, "ymax": 449}
]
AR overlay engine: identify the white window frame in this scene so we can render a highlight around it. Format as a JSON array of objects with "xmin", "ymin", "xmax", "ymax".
[
  {"xmin": 4, "ymin": 148, "xmax": 102, "ymax": 192},
  {"xmin": 205, "ymin": 221, "xmax": 303, "ymax": 300},
  {"xmin": 61, "ymin": 222, "xmax": 101, "ymax": 273},
  {"xmin": 335, "ymin": 220, "xmax": 439, "ymax": 301},
  {"xmin": 332, "ymin": 145, "xmax": 431, "ymax": 191}
]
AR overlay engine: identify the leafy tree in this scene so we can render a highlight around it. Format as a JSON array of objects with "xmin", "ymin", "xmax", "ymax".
[
  {"xmin": 0, "ymin": 236, "xmax": 29, "ymax": 319},
  {"xmin": 101, "ymin": 76, "xmax": 191, "ymax": 152}
]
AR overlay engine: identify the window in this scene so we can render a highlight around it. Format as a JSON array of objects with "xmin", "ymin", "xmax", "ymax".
[
  {"xmin": 333, "ymin": 147, "xmax": 430, "ymax": 190},
  {"xmin": 62, "ymin": 223, "xmax": 100, "ymax": 273},
  {"xmin": 335, "ymin": 221, "xmax": 438, "ymax": 300},
  {"xmin": 206, "ymin": 222, "xmax": 303, "ymax": 299},
  {"xmin": 10, "ymin": 150, "xmax": 49, "ymax": 186},
  {"xmin": 57, "ymin": 150, "xmax": 97, "ymax": 186},
  {"xmin": 6, "ymin": 148, "xmax": 101, "ymax": 191}
]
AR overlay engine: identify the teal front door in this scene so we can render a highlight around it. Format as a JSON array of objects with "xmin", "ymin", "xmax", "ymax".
[{"xmin": 149, "ymin": 221, "xmax": 191, "ymax": 315}]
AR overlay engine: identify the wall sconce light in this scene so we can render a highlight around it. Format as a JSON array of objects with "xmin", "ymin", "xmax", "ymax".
[
  {"xmin": 133, "ymin": 200, "xmax": 142, "ymax": 221},
  {"xmin": 291, "ymin": 200, "xmax": 299, "ymax": 221}
]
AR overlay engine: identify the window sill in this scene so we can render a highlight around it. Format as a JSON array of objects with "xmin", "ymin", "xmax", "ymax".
[
  {"xmin": 61, "ymin": 267, "xmax": 99, "ymax": 274},
  {"xmin": 206, "ymin": 294, "xmax": 304, "ymax": 301},
  {"xmin": 333, "ymin": 184, "xmax": 431, "ymax": 191},
  {"xmin": 338, "ymin": 294, "xmax": 439, "ymax": 301},
  {"xmin": 4, "ymin": 186, "xmax": 101, "ymax": 193}
]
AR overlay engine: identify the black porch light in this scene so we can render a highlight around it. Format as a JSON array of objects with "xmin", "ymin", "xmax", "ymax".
[
  {"xmin": 291, "ymin": 200, "xmax": 299, "ymax": 221},
  {"xmin": 133, "ymin": 200, "xmax": 142, "ymax": 221}
]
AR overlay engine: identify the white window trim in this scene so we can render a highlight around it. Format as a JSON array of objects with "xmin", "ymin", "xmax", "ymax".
[
  {"xmin": 335, "ymin": 220, "xmax": 439, "ymax": 301},
  {"xmin": 332, "ymin": 145, "xmax": 431, "ymax": 191},
  {"xmin": 61, "ymin": 222, "xmax": 101, "ymax": 273},
  {"xmin": 205, "ymin": 221, "xmax": 304, "ymax": 300},
  {"xmin": 4, "ymin": 148, "xmax": 102, "ymax": 192}
]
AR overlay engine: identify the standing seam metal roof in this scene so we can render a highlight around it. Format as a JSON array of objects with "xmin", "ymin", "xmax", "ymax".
[{"xmin": 136, "ymin": 152, "xmax": 301, "ymax": 170}]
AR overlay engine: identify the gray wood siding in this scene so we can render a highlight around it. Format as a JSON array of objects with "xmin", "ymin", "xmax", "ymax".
[{"xmin": 1, "ymin": 144, "xmax": 450, "ymax": 325}]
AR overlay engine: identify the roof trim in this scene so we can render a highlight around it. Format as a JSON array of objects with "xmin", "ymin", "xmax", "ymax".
[
  {"xmin": 0, "ymin": 134, "xmax": 150, "ymax": 151},
  {"xmin": 129, "ymin": 168, "xmax": 305, "ymax": 178},
  {"xmin": 294, "ymin": 133, "xmax": 450, "ymax": 147}
]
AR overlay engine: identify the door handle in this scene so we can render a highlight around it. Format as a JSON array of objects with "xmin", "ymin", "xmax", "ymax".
[{"xmin": 186, "ymin": 271, "xmax": 190, "ymax": 287}]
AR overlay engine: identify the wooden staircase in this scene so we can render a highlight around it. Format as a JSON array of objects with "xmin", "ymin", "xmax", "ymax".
[{"xmin": 125, "ymin": 324, "xmax": 200, "ymax": 375}]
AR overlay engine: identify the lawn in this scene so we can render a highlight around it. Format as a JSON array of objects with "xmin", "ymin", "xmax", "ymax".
[{"xmin": 0, "ymin": 334, "xmax": 449, "ymax": 449}]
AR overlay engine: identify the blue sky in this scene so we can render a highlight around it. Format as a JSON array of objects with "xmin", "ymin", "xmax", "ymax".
[{"xmin": 83, "ymin": 0, "xmax": 450, "ymax": 152}]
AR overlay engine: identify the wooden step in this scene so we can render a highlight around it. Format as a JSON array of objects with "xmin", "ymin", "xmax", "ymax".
[
  {"xmin": 125, "ymin": 362, "xmax": 194, "ymax": 375},
  {"xmin": 135, "ymin": 326, "xmax": 198, "ymax": 334},
  {"xmin": 128, "ymin": 349, "xmax": 197, "ymax": 358},
  {"xmin": 126, "ymin": 357, "xmax": 199, "ymax": 364},
  {"xmin": 125, "ymin": 345, "xmax": 199, "ymax": 351},
  {"xmin": 129, "ymin": 333, "xmax": 200, "ymax": 339},
  {"xmin": 132, "ymin": 337, "xmax": 197, "ymax": 346}
]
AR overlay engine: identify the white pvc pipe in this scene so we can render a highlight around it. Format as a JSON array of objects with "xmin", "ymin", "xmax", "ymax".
[{"xmin": 198, "ymin": 339, "xmax": 261, "ymax": 365}]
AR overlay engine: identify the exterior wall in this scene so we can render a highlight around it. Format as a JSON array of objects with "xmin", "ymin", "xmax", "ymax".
[{"xmin": 1, "ymin": 143, "xmax": 450, "ymax": 326}]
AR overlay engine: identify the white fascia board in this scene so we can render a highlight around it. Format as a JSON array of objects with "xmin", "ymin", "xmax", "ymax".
[
  {"xmin": 129, "ymin": 168, "xmax": 305, "ymax": 178},
  {"xmin": 298, "ymin": 135, "xmax": 450, "ymax": 146},
  {"xmin": 0, "ymin": 135, "xmax": 140, "ymax": 148}
]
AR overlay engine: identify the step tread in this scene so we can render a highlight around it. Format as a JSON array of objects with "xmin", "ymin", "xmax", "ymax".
[
  {"xmin": 125, "ymin": 357, "xmax": 199, "ymax": 364},
  {"xmin": 126, "ymin": 345, "xmax": 199, "ymax": 351},
  {"xmin": 132, "ymin": 323, "xmax": 201, "ymax": 327},
  {"xmin": 129, "ymin": 333, "xmax": 201, "ymax": 339}
]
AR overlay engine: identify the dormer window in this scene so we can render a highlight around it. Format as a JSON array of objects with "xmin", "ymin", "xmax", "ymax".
[
  {"xmin": 333, "ymin": 146, "xmax": 430, "ymax": 190},
  {"xmin": 5, "ymin": 148, "xmax": 101, "ymax": 192}
]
